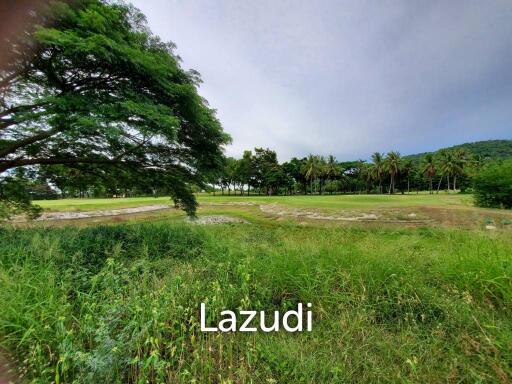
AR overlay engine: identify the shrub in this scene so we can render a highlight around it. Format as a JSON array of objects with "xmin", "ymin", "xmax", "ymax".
[{"xmin": 473, "ymin": 159, "xmax": 512, "ymax": 209}]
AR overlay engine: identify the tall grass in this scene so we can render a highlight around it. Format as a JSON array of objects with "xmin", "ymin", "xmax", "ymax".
[{"xmin": 0, "ymin": 222, "xmax": 511, "ymax": 383}]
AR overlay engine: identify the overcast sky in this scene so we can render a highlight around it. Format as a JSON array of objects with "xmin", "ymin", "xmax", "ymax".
[{"xmin": 130, "ymin": 0, "xmax": 512, "ymax": 161}]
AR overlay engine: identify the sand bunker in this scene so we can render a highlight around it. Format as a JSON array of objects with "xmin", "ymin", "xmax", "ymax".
[
  {"xmin": 201, "ymin": 202, "xmax": 256, "ymax": 206},
  {"xmin": 259, "ymin": 203, "xmax": 432, "ymax": 223},
  {"xmin": 35, "ymin": 204, "xmax": 171, "ymax": 221},
  {"xmin": 186, "ymin": 215, "xmax": 249, "ymax": 225}
]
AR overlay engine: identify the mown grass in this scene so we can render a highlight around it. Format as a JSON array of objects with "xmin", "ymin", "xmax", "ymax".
[
  {"xmin": 198, "ymin": 192, "xmax": 474, "ymax": 209},
  {"xmin": 1, "ymin": 219, "xmax": 511, "ymax": 383},
  {"xmin": 34, "ymin": 192, "xmax": 473, "ymax": 212},
  {"xmin": 34, "ymin": 196, "xmax": 173, "ymax": 212}
]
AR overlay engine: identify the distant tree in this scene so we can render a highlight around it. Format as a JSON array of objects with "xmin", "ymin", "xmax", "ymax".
[
  {"xmin": 370, "ymin": 152, "xmax": 385, "ymax": 193},
  {"xmin": 236, "ymin": 150, "xmax": 253, "ymax": 195},
  {"xmin": 317, "ymin": 156, "xmax": 328, "ymax": 195},
  {"xmin": 324, "ymin": 155, "xmax": 340, "ymax": 195},
  {"xmin": 251, "ymin": 148, "xmax": 281, "ymax": 195},
  {"xmin": 282, "ymin": 158, "xmax": 303, "ymax": 195},
  {"xmin": 222, "ymin": 157, "xmax": 238, "ymax": 195},
  {"xmin": 302, "ymin": 155, "xmax": 322, "ymax": 195},
  {"xmin": 288, "ymin": 157, "xmax": 308, "ymax": 193},
  {"xmin": 385, "ymin": 151, "xmax": 401, "ymax": 194},
  {"xmin": 421, "ymin": 154, "xmax": 437, "ymax": 194},
  {"xmin": 437, "ymin": 150, "xmax": 462, "ymax": 192},
  {"xmin": 401, "ymin": 159, "xmax": 414, "ymax": 194},
  {"xmin": 471, "ymin": 153, "xmax": 483, "ymax": 172},
  {"xmin": 360, "ymin": 162, "xmax": 374, "ymax": 194},
  {"xmin": 436, "ymin": 150, "xmax": 449, "ymax": 193},
  {"xmin": 452, "ymin": 149, "xmax": 468, "ymax": 191}
]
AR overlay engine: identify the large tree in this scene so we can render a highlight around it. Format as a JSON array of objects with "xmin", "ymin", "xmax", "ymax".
[
  {"xmin": 0, "ymin": 0, "xmax": 230, "ymax": 216},
  {"xmin": 251, "ymin": 148, "xmax": 283, "ymax": 196},
  {"xmin": 235, "ymin": 150, "xmax": 253, "ymax": 195}
]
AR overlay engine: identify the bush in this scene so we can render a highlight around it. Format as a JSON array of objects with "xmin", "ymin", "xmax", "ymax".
[
  {"xmin": 0, "ymin": 176, "xmax": 43, "ymax": 220},
  {"xmin": 474, "ymin": 159, "xmax": 512, "ymax": 208}
]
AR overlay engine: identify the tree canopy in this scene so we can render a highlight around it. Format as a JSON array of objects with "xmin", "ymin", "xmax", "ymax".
[
  {"xmin": 0, "ymin": 0, "xmax": 230, "ymax": 216},
  {"xmin": 474, "ymin": 159, "xmax": 512, "ymax": 209}
]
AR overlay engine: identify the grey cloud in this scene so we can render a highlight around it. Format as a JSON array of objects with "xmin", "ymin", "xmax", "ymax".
[{"xmin": 130, "ymin": 0, "xmax": 512, "ymax": 161}]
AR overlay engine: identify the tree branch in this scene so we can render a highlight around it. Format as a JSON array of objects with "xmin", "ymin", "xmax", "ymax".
[
  {"xmin": 0, "ymin": 69, "xmax": 25, "ymax": 91},
  {"xmin": 0, "ymin": 157, "xmax": 130, "ymax": 173},
  {"xmin": 0, "ymin": 119, "xmax": 15, "ymax": 131},
  {"xmin": 0, "ymin": 128, "xmax": 60, "ymax": 157},
  {"xmin": 0, "ymin": 101, "xmax": 48, "ymax": 119}
]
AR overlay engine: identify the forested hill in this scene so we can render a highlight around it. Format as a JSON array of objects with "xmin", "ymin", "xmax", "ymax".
[{"xmin": 404, "ymin": 140, "xmax": 512, "ymax": 162}]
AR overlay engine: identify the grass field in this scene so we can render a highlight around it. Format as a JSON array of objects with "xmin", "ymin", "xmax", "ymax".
[
  {"xmin": 35, "ymin": 192, "xmax": 473, "ymax": 212},
  {"xmin": 1, "ymin": 194, "xmax": 511, "ymax": 382},
  {"xmin": 32, "ymin": 193, "xmax": 511, "ymax": 231}
]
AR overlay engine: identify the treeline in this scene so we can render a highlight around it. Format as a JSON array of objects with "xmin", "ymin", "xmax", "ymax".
[
  {"xmin": 211, "ymin": 147, "xmax": 485, "ymax": 196},
  {"xmin": 4, "ymin": 165, "xmax": 191, "ymax": 200},
  {"xmin": 3, "ymin": 146, "xmax": 490, "ymax": 200}
]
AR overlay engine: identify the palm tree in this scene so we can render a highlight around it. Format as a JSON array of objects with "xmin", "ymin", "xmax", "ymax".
[
  {"xmin": 324, "ymin": 155, "xmax": 340, "ymax": 195},
  {"xmin": 437, "ymin": 150, "xmax": 462, "ymax": 192},
  {"xmin": 471, "ymin": 154, "xmax": 483, "ymax": 171},
  {"xmin": 466, "ymin": 153, "xmax": 483, "ymax": 180},
  {"xmin": 302, "ymin": 154, "xmax": 322, "ymax": 194},
  {"xmin": 362, "ymin": 163, "xmax": 374, "ymax": 193},
  {"xmin": 370, "ymin": 152, "xmax": 385, "ymax": 193},
  {"xmin": 401, "ymin": 159, "xmax": 414, "ymax": 194},
  {"xmin": 452, "ymin": 149, "xmax": 467, "ymax": 191},
  {"xmin": 385, "ymin": 151, "xmax": 401, "ymax": 194},
  {"xmin": 436, "ymin": 150, "xmax": 450, "ymax": 192},
  {"xmin": 318, "ymin": 156, "xmax": 327, "ymax": 194},
  {"xmin": 421, "ymin": 154, "xmax": 436, "ymax": 194}
]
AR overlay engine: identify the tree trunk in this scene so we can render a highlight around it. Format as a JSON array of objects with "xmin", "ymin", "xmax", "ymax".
[
  {"xmin": 453, "ymin": 175, "xmax": 457, "ymax": 191},
  {"xmin": 389, "ymin": 174, "xmax": 395, "ymax": 194},
  {"xmin": 407, "ymin": 178, "xmax": 410, "ymax": 194},
  {"xmin": 436, "ymin": 174, "xmax": 443, "ymax": 193}
]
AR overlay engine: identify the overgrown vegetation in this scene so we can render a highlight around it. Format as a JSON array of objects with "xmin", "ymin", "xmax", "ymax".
[
  {"xmin": 1, "ymin": 220, "xmax": 511, "ymax": 382},
  {"xmin": 474, "ymin": 159, "xmax": 512, "ymax": 209}
]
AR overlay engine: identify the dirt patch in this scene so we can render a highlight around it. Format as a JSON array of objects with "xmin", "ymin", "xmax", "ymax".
[
  {"xmin": 201, "ymin": 202, "xmax": 256, "ymax": 206},
  {"xmin": 259, "ymin": 203, "xmax": 433, "ymax": 224},
  {"xmin": 417, "ymin": 205, "xmax": 512, "ymax": 229},
  {"xmin": 186, "ymin": 215, "xmax": 249, "ymax": 225},
  {"xmin": 28, "ymin": 204, "xmax": 172, "ymax": 221}
]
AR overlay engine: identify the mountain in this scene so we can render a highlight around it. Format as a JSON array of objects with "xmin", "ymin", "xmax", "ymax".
[{"xmin": 404, "ymin": 140, "xmax": 512, "ymax": 162}]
